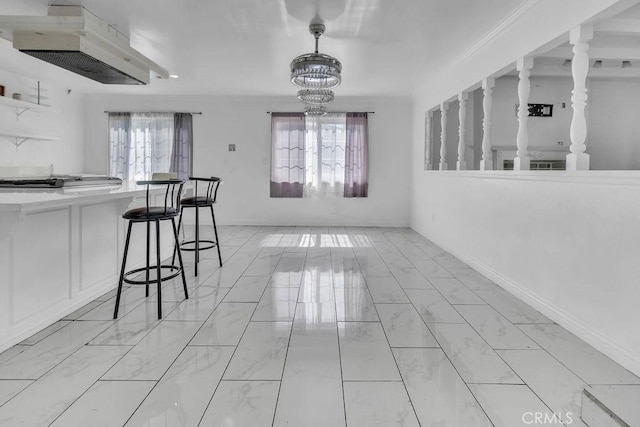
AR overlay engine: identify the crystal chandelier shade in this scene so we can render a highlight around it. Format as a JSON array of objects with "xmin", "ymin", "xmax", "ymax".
[
  {"xmin": 290, "ymin": 24, "xmax": 342, "ymax": 89},
  {"xmin": 291, "ymin": 23, "xmax": 340, "ymax": 117},
  {"xmin": 304, "ymin": 104, "xmax": 328, "ymax": 116},
  {"xmin": 297, "ymin": 89, "xmax": 334, "ymax": 105}
]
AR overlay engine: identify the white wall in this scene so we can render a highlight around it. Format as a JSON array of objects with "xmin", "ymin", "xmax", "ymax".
[
  {"xmin": 445, "ymin": 101, "xmax": 461, "ymax": 168},
  {"xmin": 430, "ymin": 109, "xmax": 441, "ymax": 171},
  {"xmin": 412, "ymin": 0, "xmax": 631, "ymax": 107},
  {"xmin": 427, "ymin": 91, "xmax": 478, "ymax": 171},
  {"xmin": 84, "ymin": 95, "xmax": 412, "ymax": 227},
  {"xmin": 412, "ymin": 172, "xmax": 640, "ymax": 376},
  {"xmin": 431, "ymin": 74, "xmax": 640, "ymax": 173},
  {"xmin": 472, "ymin": 87, "xmax": 483, "ymax": 170},
  {"xmin": 411, "ymin": 0, "xmax": 640, "ymax": 377},
  {"xmin": 488, "ymin": 76, "xmax": 640, "ymax": 170},
  {"xmin": 491, "ymin": 76, "xmax": 573, "ymax": 149},
  {"xmin": 429, "ymin": 101, "xmax": 462, "ymax": 170},
  {"xmin": 0, "ymin": 69, "xmax": 85, "ymax": 174},
  {"xmin": 588, "ymin": 79, "xmax": 640, "ymax": 170}
]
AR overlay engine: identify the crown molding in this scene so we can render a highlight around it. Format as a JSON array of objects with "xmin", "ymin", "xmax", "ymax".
[{"xmin": 457, "ymin": 0, "xmax": 547, "ymax": 64}]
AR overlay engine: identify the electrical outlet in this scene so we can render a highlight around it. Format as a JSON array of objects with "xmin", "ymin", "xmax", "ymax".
[{"xmin": 228, "ymin": 144, "xmax": 236, "ymax": 152}]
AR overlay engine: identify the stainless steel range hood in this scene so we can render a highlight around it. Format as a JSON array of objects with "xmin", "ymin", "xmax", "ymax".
[{"xmin": 0, "ymin": 5, "xmax": 169, "ymax": 84}]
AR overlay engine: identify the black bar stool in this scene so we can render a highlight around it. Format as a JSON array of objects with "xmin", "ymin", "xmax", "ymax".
[
  {"xmin": 114, "ymin": 179, "xmax": 188, "ymax": 319},
  {"xmin": 173, "ymin": 177, "xmax": 222, "ymax": 276}
]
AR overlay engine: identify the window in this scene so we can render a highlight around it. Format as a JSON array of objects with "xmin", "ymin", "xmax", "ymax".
[
  {"xmin": 270, "ymin": 112, "xmax": 368, "ymax": 198},
  {"xmin": 108, "ymin": 112, "xmax": 193, "ymax": 186}
]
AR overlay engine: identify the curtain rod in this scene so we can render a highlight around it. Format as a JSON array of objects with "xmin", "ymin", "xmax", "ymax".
[
  {"xmin": 266, "ymin": 111, "xmax": 374, "ymax": 114},
  {"xmin": 104, "ymin": 111, "xmax": 203, "ymax": 114}
]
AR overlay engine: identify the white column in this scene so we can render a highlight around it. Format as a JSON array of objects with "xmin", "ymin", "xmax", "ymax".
[
  {"xmin": 457, "ymin": 92, "xmax": 468, "ymax": 170},
  {"xmin": 439, "ymin": 102, "xmax": 448, "ymax": 171},
  {"xmin": 514, "ymin": 56, "xmax": 533, "ymax": 171},
  {"xmin": 480, "ymin": 78, "xmax": 495, "ymax": 171},
  {"xmin": 425, "ymin": 111, "xmax": 433, "ymax": 170},
  {"xmin": 567, "ymin": 24, "xmax": 593, "ymax": 171}
]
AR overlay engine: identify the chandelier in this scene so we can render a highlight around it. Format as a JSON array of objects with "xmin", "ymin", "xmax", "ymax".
[
  {"xmin": 303, "ymin": 105, "xmax": 328, "ymax": 116},
  {"xmin": 297, "ymin": 89, "xmax": 334, "ymax": 104},
  {"xmin": 290, "ymin": 23, "xmax": 341, "ymax": 116}
]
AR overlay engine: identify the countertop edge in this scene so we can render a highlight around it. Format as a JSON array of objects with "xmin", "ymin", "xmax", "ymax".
[{"xmin": 0, "ymin": 185, "xmax": 162, "ymax": 212}]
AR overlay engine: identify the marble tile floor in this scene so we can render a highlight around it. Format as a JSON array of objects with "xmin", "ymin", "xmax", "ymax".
[
  {"xmin": 0, "ymin": 226, "xmax": 639, "ymax": 426},
  {"xmin": 582, "ymin": 385, "xmax": 640, "ymax": 427}
]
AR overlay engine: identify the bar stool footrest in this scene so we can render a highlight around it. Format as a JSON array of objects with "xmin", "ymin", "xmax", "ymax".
[
  {"xmin": 123, "ymin": 265, "xmax": 183, "ymax": 285},
  {"xmin": 179, "ymin": 239, "xmax": 217, "ymax": 251}
]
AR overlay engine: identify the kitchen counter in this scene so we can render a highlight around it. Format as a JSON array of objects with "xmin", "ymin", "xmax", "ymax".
[
  {"xmin": 0, "ymin": 183, "xmax": 176, "ymax": 352},
  {"xmin": 0, "ymin": 183, "xmax": 152, "ymax": 212}
]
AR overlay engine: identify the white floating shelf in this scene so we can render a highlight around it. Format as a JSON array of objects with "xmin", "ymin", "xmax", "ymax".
[
  {"xmin": 0, "ymin": 96, "xmax": 58, "ymax": 115},
  {"xmin": 0, "ymin": 132, "xmax": 60, "ymax": 148}
]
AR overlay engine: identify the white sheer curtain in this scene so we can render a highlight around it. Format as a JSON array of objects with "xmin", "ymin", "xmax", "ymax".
[
  {"xmin": 304, "ymin": 113, "xmax": 346, "ymax": 198},
  {"xmin": 270, "ymin": 112, "xmax": 367, "ymax": 198},
  {"xmin": 109, "ymin": 112, "xmax": 177, "ymax": 186},
  {"xmin": 270, "ymin": 113, "xmax": 305, "ymax": 197},
  {"xmin": 108, "ymin": 112, "xmax": 131, "ymax": 181}
]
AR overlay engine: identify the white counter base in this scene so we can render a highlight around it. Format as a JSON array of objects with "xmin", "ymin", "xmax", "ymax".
[{"xmin": 0, "ymin": 184, "xmax": 175, "ymax": 352}]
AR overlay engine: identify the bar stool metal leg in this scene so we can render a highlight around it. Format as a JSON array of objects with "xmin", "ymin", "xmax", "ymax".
[
  {"xmin": 116, "ymin": 179, "xmax": 187, "ymax": 321},
  {"xmin": 155, "ymin": 219, "xmax": 162, "ymax": 319},
  {"xmin": 210, "ymin": 205, "xmax": 222, "ymax": 267},
  {"xmin": 195, "ymin": 205, "xmax": 200, "ymax": 276},
  {"xmin": 172, "ymin": 217, "xmax": 189, "ymax": 299},
  {"xmin": 145, "ymin": 221, "xmax": 150, "ymax": 297},
  {"xmin": 171, "ymin": 206, "xmax": 184, "ymax": 267},
  {"xmin": 114, "ymin": 221, "xmax": 133, "ymax": 319}
]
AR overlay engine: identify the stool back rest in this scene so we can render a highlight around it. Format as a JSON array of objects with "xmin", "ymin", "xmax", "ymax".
[
  {"xmin": 190, "ymin": 177, "xmax": 222, "ymax": 203},
  {"xmin": 136, "ymin": 179, "xmax": 185, "ymax": 217},
  {"xmin": 151, "ymin": 172, "xmax": 178, "ymax": 180}
]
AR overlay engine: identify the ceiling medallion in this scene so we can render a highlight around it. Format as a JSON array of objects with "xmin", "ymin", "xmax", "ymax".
[{"xmin": 291, "ymin": 23, "xmax": 341, "ymax": 117}]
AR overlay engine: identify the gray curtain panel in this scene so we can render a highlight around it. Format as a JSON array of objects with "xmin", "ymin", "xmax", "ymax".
[
  {"xmin": 271, "ymin": 113, "xmax": 305, "ymax": 197},
  {"xmin": 171, "ymin": 113, "xmax": 193, "ymax": 180},
  {"xmin": 344, "ymin": 112, "xmax": 369, "ymax": 197}
]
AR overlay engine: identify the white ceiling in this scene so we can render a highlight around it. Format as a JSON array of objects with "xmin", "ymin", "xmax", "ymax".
[
  {"xmin": 0, "ymin": 0, "xmax": 533, "ymax": 96},
  {"xmin": 522, "ymin": 3, "xmax": 640, "ymax": 79}
]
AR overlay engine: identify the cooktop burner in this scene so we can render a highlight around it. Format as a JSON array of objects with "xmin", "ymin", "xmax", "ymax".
[{"xmin": 0, "ymin": 175, "xmax": 123, "ymax": 188}]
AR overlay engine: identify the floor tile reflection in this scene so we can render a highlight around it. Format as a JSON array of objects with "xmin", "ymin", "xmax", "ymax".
[
  {"xmin": 1, "ymin": 226, "xmax": 638, "ymax": 426},
  {"xmin": 125, "ymin": 346, "xmax": 234, "ymax": 426},
  {"xmin": 376, "ymin": 303, "xmax": 439, "ymax": 348},
  {"xmin": 429, "ymin": 323, "xmax": 522, "ymax": 384},
  {"xmin": 223, "ymin": 322, "xmax": 292, "ymax": 380},
  {"xmin": 338, "ymin": 322, "xmax": 400, "ymax": 381},
  {"xmin": 344, "ymin": 382, "xmax": 419, "ymax": 427},
  {"xmin": 394, "ymin": 348, "xmax": 492, "ymax": 426},
  {"xmin": 50, "ymin": 380, "xmax": 155, "ymax": 427},
  {"xmin": 469, "ymin": 383, "xmax": 556, "ymax": 427},
  {"xmin": 200, "ymin": 381, "xmax": 280, "ymax": 427}
]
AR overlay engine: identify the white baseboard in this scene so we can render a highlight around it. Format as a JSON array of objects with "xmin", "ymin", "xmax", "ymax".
[
  {"xmin": 415, "ymin": 229, "xmax": 640, "ymax": 378},
  {"xmin": 0, "ymin": 281, "xmax": 116, "ymax": 354},
  {"xmin": 211, "ymin": 220, "xmax": 411, "ymax": 227},
  {"xmin": 0, "ymin": 255, "xmax": 172, "ymax": 354}
]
